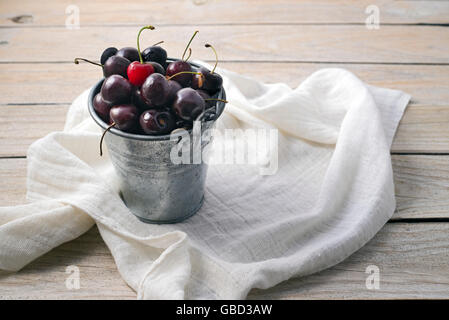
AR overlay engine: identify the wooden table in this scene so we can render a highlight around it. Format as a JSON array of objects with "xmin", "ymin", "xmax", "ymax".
[{"xmin": 0, "ymin": 0, "xmax": 448, "ymax": 299}]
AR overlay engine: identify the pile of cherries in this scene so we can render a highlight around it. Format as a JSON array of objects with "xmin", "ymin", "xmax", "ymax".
[{"xmin": 75, "ymin": 26, "xmax": 225, "ymax": 153}]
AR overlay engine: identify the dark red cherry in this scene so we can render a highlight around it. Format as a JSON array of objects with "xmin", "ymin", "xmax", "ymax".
[
  {"xmin": 93, "ymin": 93, "xmax": 113, "ymax": 123},
  {"xmin": 116, "ymin": 47, "xmax": 140, "ymax": 62},
  {"xmin": 166, "ymin": 80, "xmax": 182, "ymax": 105},
  {"xmin": 103, "ymin": 55, "xmax": 130, "ymax": 78},
  {"xmin": 192, "ymin": 44, "xmax": 223, "ymax": 93},
  {"xmin": 172, "ymin": 88, "xmax": 205, "ymax": 121},
  {"xmin": 196, "ymin": 89, "xmax": 215, "ymax": 109},
  {"xmin": 149, "ymin": 61, "xmax": 165, "ymax": 75},
  {"xmin": 140, "ymin": 109, "xmax": 176, "ymax": 135},
  {"xmin": 141, "ymin": 73, "xmax": 169, "ymax": 107},
  {"xmin": 192, "ymin": 67, "xmax": 223, "ymax": 94},
  {"xmin": 142, "ymin": 45, "xmax": 167, "ymax": 67},
  {"xmin": 101, "ymin": 75, "xmax": 132, "ymax": 104},
  {"xmin": 109, "ymin": 104, "xmax": 139, "ymax": 132},
  {"xmin": 127, "ymin": 61, "xmax": 154, "ymax": 86},
  {"xmin": 164, "ymin": 30, "xmax": 199, "ymax": 87},
  {"xmin": 100, "ymin": 47, "xmax": 118, "ymax": 65},
  {"xmin": 166, "ymin": 61, "xmax": 192, "ymax": 87},
  {"xmin": 132, "ymin": 87, "xmax": 154, "ymax": 111}
]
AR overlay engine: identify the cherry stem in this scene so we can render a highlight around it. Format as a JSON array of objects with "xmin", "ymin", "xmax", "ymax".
[
  {"xmin": 184, "ymin": 48, "xmax": 192, "ymax": 62},
  {"xmin": 152, "ymin": 40, "xmax": 164, "ymax": 46},
  {"xmin": 137, "ymin": 25, "xmax": 155, "ymax": 64},
  {"xmin": 74, "ymin": 58, "xmax": 102, "ymax": 68},
  {"xmin": 205, "ymin": 98, "xmax": 228, "ymax": 103},
  {"xmin": 182, "ymin": 30, "xmax": 199, "ymax": 61},
  {"xmin": 99, "ymin": 122, "xmax": 115, "ymax": 156},
  {"xmin": 166, "ymin": 71, "xmax": 203, "ymax": 81},
  {"xmin": 205, "ymin": 43, "xmax": 218, "ymax": 74}
]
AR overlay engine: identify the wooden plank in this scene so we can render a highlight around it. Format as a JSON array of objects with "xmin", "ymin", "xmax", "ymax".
[
  {"xmin": 393, "ymin": 155, "xmax": 449, "ymax": 219},
  {"xmin": 394, "ymin": 104, "xmax": 449, "ymax": 153},
  {"xmin": 1, "ymin": 63, "xmax": 449, "ymax": 106},
  {"xmin": 0, "ymin": 105, "xmax": 68, "ymax": 158},
  {"xmin": 0, "ymin": 0, "xmax": 448, "ymax": 26},
  {"xmin": 1, "ymin": 222, "xmax": 448, "ymax": 299},
  {"xmin": 1, "ymin": 155, "xmax": 448, "ymax": 219},
  {"xmin": 1, "ymin": 25, "xmax": 448, "ymax": 63}
]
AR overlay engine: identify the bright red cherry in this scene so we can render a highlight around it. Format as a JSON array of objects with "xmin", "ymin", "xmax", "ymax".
[
  {"xmin": 127, "ymin": 61, "xmax": 154, "ymax": 86},
  {"xmin": 126, "ymin": 25, "xmax": 156, "ymax": 86}
]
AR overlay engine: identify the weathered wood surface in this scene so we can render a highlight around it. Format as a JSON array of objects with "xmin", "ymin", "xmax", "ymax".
[
  {"xmin": 1, "ymin": 25, "xmax": 449, "ymax": 63},
  {"xmin": 1, "ymin": 223, "xmax": 448, "ymax": 299},
  {"xmin": 1, "ymin": 0, "xmax": 448, "ymax": 26},
  {"xmin": 0, "ymin": 0, "xmax": 448, "ymax": 299}
]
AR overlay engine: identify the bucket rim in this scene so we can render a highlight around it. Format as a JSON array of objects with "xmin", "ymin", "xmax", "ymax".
[{"xmin": 88, "ymin": 58, "xmax": 226, "ymax": 141}]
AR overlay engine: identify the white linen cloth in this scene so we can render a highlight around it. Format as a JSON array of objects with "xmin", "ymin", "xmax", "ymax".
[{"xmin": 0, "ymin": 64, "xmax": 410, "ymax": 299}]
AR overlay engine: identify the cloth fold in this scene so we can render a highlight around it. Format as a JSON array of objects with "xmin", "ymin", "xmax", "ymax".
[{"xmin": 0, "ymin": 64, "xmax": 410, "ymax": 299}]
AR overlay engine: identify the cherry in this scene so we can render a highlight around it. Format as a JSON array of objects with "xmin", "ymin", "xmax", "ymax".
[
  {"xmin": 99, "ymin": 104, "xmax": 138, "ymax": 156},
  {"xmin": 74, "ymin": 55, "xmax": 130, "ymax": 78},
  {"xmin": 192, "ymin": 44, "xmax": 223, "ymax": 94},
  {"xmin": 116, "ymin": 47, "xmax": 140, "ymax": 62},
  {"xmin": 140, "ymin": 109, "xmax": 176, "ymax": 135},
  {"xmin": 142, "ymin": 41, "xmax": 167, "ymax": 67},
  {"xmin": 149, "ymin": 61, "xmax": 165, "ymax": 75},
  {"xmin": 172, "ymin": 88, "xmax": 205, "ymax": 121},
  {"xmin": 132, "ymin": 87, "xmax": 154, "ymax": 111},
  {"xmin": 196, "ymin": 89, "xmax": 215, "ymax": 109},
  {"xmin": 127, "ymin": 61, "xmax": 154, "ymax": 86},
  {"xmin": 93, "ymin": 93, "xmax": 113, "ymax": 123},
  {"xmin": 141, "ymin": 73, "xmax": 169, "ymax": 107},
  {"xmin": 166, "ymin": 79, "xmax": 182, "ymax": 105},
  {"xmin": 101, "ymin": 74, "xmax": 132, "ymax": 104},
  {"xmin": 100, "ymin": 47, "xmax": 118, "ymax": 65},
  {"xmin": 126, "ymin": 26, "xmax": 156, "ymax": 86},
  {"xmin": 165, "ymin": 30, "xmax": 198, "ymax": 87},
  {"xmin": 104, "ymin": 55, "xmax": 130, "ymax": 78},
  {"xmin": 110, "ymin": 104, "xmax": 139, "ymax": 131}
]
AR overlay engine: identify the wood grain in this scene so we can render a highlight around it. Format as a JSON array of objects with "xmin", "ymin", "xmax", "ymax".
[
  {"xmin": 1, "ymin": 63, "xmax": 449, "ymax": 106},
  {"xmin": 393, "ymin": 155, "xmax": 449, "ymax": 219},
  {"xmin": 1, "ymin": 25, "xmax": 448, "ymax": 63},
  {"xmin": 1, "ymin": 156, "xmax": 448, "ymax": 219},
  {"xmin": 1, "ymin": 222, "xmax": 449, "ymax": 299},
  {"xmin": 0, "ymin": 105, "xmax": 68, "ymax": 157},
  {"xmin": 0, "ymin": 0, "xmax": 448, "ymax": 26}
]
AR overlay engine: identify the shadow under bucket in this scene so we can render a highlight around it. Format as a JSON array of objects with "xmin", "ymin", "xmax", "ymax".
[{"xmin": 88, "ymin": 59, "xmax": 226, "ymax": 224}]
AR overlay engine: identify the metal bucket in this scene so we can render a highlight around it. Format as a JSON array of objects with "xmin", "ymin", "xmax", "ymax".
[{"xmin": 88, "ymin": 59, "xmax": 226, "ymax": 224}]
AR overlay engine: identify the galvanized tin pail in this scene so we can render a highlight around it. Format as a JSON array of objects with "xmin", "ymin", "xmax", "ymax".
[{"xmin": 88, "ymin": 59, "xmax": 226, "ymax": 224}]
